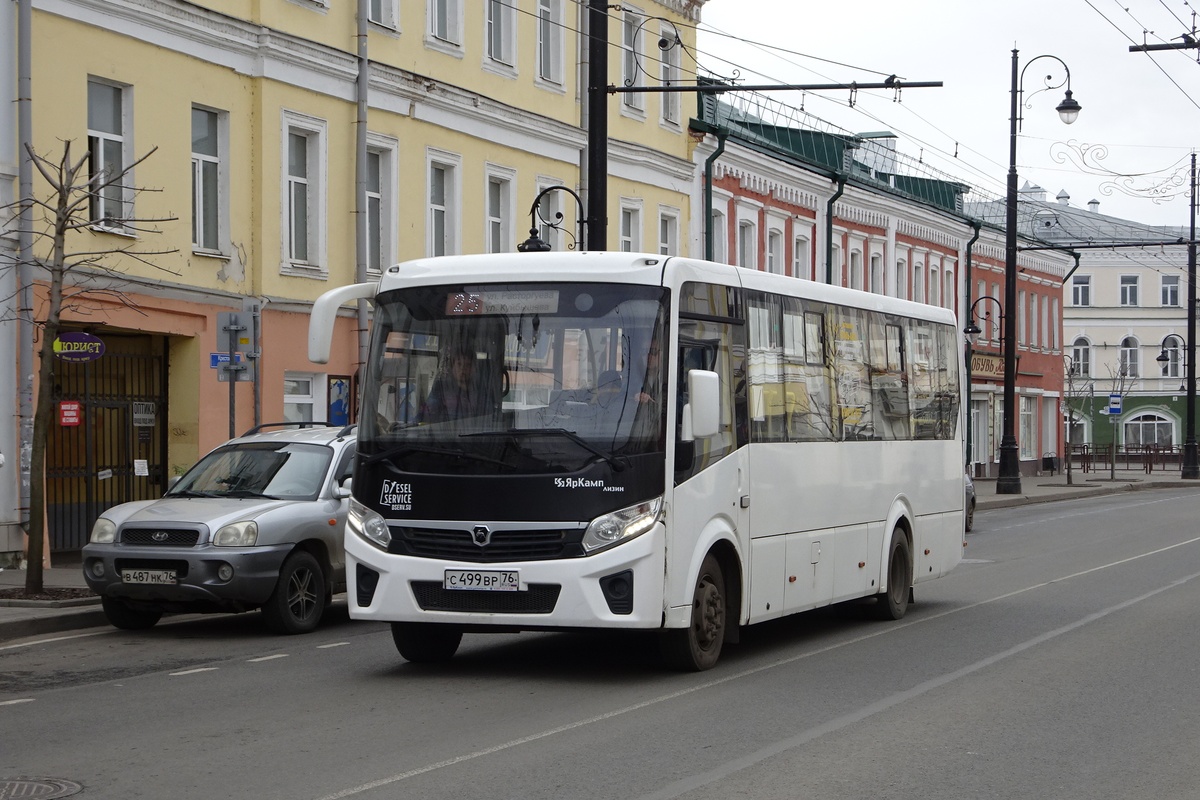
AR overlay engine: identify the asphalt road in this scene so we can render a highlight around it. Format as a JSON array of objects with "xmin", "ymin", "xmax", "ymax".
[{"xmin": 3, "ymin": 488, "xmax": 1200, "ymax": 800}]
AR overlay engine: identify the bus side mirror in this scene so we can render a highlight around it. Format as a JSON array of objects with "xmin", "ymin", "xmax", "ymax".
[{"xmin": 682, "ymin": 369, "xmax": 720, "ymax": 440}]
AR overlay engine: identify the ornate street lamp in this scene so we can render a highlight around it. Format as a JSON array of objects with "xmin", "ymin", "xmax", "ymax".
[
  {"xmin": 1000, "ymin": 50, "xmax": 1082, "ymax": 494},
  {"xmin": 518, "ymin": 185, "xmax": 586, "ymax": 253},
  {"xmin": 963, "ymin": 296, "xmax": 1004, "ymax": 467}
]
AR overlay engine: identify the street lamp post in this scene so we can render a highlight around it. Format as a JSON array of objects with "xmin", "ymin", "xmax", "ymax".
[
  {"xmin": 1157, "ymin": 330, "xmax": 1199, "ymax": 475},
  {"xmin": 1184, "ymin": 155, "xmax": 1199, "ymax": 478},
  {"xmin": 517, "ymin": 185, "xmax": 586, "ymax": 253},
  {"xmin": 964, "ymin": 296, "xmax": 1004, "ymax": 468},
  {"xmin": 1000, "ymin": 49, "xmax": 1082, "ymax": 494}
]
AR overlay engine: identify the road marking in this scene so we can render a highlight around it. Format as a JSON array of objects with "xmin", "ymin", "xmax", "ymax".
[
  {"xmin": 169, "ymin": 667, "xmax": 218, "ymax": 676},
  {"xmin": 314, "ymin": 534, "xmax": 1200, "ymax": 800},
  {"xmin": 0, "ymin": 698, "xmax": 34, "ymax": 706},
  {"xmin": 248, "ymin": 654, "xmax": 289, "ymax": 663},
  {"xmin": 0, "ymin": 630, "xmax": 107, "ymax": 651},
  {"xmin": 318, "ymin": 642, "xmax": 350, "ymax": 649}
]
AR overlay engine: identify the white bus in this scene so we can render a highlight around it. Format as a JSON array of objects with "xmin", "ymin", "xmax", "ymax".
[{"xmin": 309, "ymin": 252, "xmax": 965, "ymax": 670}]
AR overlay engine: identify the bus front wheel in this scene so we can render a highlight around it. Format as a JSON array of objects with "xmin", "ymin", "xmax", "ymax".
[
  {"xmin": 874, "ymin": 533, "xmax": 913, "ymax": 620},
  {"xmin": 391, "ymin": 622, "xmax": 463, "ymax": 663},
  {"xmin": 660, "ymin": 554, "xmax": 726, "ymax": 671}
]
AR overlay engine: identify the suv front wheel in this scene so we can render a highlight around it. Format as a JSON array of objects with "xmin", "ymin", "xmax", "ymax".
[
  {"xmin": 261, "ymin": 551, "xmax": 327, "ymax": 634},
  {"xmin": 101, "ymin": 597, "xmax": 163, "ymax": 630}
]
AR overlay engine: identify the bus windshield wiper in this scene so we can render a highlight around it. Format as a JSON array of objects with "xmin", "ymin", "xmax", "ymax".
[
  {"xmin": 465, "ymin": 428, "xmax": 627, "ymax": 472},
  {"xmin": 362, "ymin": 443, "xmax": 512, "ymax": 469}
]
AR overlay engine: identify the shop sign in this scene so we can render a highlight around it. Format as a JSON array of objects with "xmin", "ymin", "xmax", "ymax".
[
  {"xmin": 970, "ymin": 352, "xmax": 1005, "ymax": 380},
  {"xmin": 53, "ymin": 332, "xmax": 105, "ymax": 362}
]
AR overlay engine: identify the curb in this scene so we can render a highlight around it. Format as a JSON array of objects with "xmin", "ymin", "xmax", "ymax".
[
  {"xmin": 0, "ymin": 607, "xmax": 109, "ymax": 645},
  {"xmin": 976, "ymin": 478, "xmax": 1196, "ymax": 511}
]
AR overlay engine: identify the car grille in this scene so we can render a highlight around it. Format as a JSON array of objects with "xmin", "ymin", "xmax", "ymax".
[
  {"xmin": 410, "ymin": 581, "xmax": 560, "ymax": 614},
  {"xmin": 121, "ymin": 528, "xmax": 201, "ymax": 547},
  {"xmin": 388, "ymin": 527, "xmax": 585, "ymax": 562}
]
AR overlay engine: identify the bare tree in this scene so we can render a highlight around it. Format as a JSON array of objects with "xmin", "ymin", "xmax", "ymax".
[
  {"xmin": 1063, "ymin": 355, "xmax": 1095, "ymax": 486},
  {"xmin": 1104, "ymin": 363, "xmax": 1134, "ymax": 482},
  {"xmin": 1, "ymin": 141, "xmax": 177, "ymax": 594}
]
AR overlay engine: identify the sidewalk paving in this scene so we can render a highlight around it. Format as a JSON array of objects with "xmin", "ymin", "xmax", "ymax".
[{"xmin": 2, "ymin": 467, "xmax": 1197, "ymax": 644}]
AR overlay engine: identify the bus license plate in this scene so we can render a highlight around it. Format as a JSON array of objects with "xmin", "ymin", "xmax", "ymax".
[
  {"xmin": 121, "ymin": 569, "xmax": 176, "ymax": 585},
  {"xmin": 443, "ymin": 569, "xmax": 519, "ymax": 592}
]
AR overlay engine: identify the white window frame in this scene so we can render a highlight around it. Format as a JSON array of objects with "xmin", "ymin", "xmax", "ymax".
[
  {"xmin": 929, "ymin": 265, "xmax": 939, "ymax": 306},
  {"xmin": 658, "ymin": 23, "xmax": 681, "ymax": 126},
  {"xmin": 427, "ymin": 0, "xmax": 463, "ymax": 54},
  {"xmin": 484, "ymin": 165, "xmax": 516, "ymax": 254},
  {"xmin": 535, "ymin": 0, "xmax": 564, "ymax": 88},
  {"xmin": 1120, "ymin": 336, "xmax": 1140, "ymax": 378},
  {"xmin": 191, "ymin": 104, "xmax": 227, "ymax": 255},
  {"xmin": 621, "ymin": 8, "xmax": 645, "ymax": 114},
  {"xmin": 710, "ymin": 208, "xmax": 728, "ymax": 263},
  {"xmin": 767, "ymin": 229, "xmax": 783, "ymax": 275},
  {"xmin": 281, "ymin": 110, "xmax": 328, "ymax": 276},
  {"xmin": 794, "ymin": 235, "xmax": 811, "ymax": 281},
  {"xmin": 619, "ymin": 200, "xmax": 643, "ymax": 252},
  {"xmin": 87, "ymin": 78, "xmax": 132, "ymax": 231},
  {"xmin": 913, "ymin": 262, "xmax": 925, "ymax": 303},
  {"xmin": 1163, "ymin": 339, "xmax": 1183, "ymax": 379},
  {"xmin": 426, "ymin": 149, "xmax": 461, "ymax": 257},
  {"xmin": 365, "ymin": 133, "xmax": 398, "ymax": 276},
  {"xmin": 368, "ymin": 0, "xmax": 397, "ymax": 29},
  {"xmin": 870, "ymin": 253, "xmax": 883, "ymax": 294},
  {"xmin": 1072, "ymin": 274, "xmax": 1091, "ymax": 307},
  {"xmin": 944, "ymin": 268, "xmax": 955, "ymax": 310},
  {"xmin": 1019, "ymin": 395, "xmax": 1036, "ymax": 460},
  {"xmin": 738, "ymin": 220, "xmax": 757, "ymax": 270},
  {"xmin": 894, "ymin": 259, "xmax": 907, "ymax": 300},
  {"xmin": 283, "ymin": 372, "xmax": 322, "ymax": 424},
  {"xmin": 1162, "ymin": 274, "xmax": 1180, "ymax": 307},
  {"xmin": 1120, "ymin": 274, "xmax": 1139, "ymax": 307},
  {"xmin": 658, "ymin": 207, "xmax": 679, "ymax": 256},
  {"xmin": 1071, "ymin": 337, "xmax": 1091, "ymax": 378},
  {"xmin": 534, "ymin": 176, "xmax": 564, "ymax": 250},
  {"xmin": 484, "ymin": 0, "xmax": 516, "ymax": 72}
]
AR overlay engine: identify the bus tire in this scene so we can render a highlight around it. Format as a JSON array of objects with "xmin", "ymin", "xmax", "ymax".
[
  {"xmin": 874, "ymin": 532, "xmax": 912, "ymax": 620},
  {"xmin": 391, "ymin": 622, "xmax": 463, "ymax": 663},
  {"xmin": 660, "ymin": 554, "xmax": 726, "ymax": 671}
]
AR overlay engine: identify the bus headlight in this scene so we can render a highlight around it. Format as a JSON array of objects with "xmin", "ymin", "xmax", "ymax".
[
  {"xmin": 214, "ymin": 520, "xmax": 258, "ymax": 547},
  {"xmin": 582, "ymin": 497, "xmax": 662, "ymax": 554},
  {"xmin": 90, "ymin": 518, "xmax": 117, "ymax": 544},
  {"xmin": 349, "ymin": 497, "xmax": 391, "ymax": 550}
]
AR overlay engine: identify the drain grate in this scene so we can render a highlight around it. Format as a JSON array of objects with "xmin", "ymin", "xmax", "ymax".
[{"xmin": 0, "ymin": 779, "xmax": 83, "ymax": 799}]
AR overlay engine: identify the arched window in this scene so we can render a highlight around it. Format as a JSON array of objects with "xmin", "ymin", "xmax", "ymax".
[
  {"xmin": 1120, "ymin": 336, "xmax": 1140, "ymax": 378},
  {"xmin": 1124, "ymin": 413, "xmax": 1174, "ymax": 447},
  {"xmin": 1071, "ymin": 337, "xmax": 1091, "ymax": 377}
]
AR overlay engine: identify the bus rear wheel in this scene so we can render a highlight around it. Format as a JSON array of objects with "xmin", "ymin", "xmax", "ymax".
[
  {"xmin": 874, "ymin": 533, "xmax": 913, "ymax": 620},
  {"xmin": 391, "ymin": 622, "xmax": 463, "ymax": 663},
  {"xmin": 660, "ymin": 554, "xmax": 726, "ymax": 671}
]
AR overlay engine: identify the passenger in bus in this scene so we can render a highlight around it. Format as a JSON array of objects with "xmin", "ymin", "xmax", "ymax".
[{"xmin": 420, "ymin": 347, "xmax": 491, "ymax": 422}]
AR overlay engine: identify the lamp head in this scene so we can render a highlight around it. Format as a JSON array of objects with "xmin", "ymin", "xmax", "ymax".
[
  {"xmin": 1056, "ymin": 89, "xmax": 1081, "ymax": 125},
  {"xmin": 517, "ymin": 228, "xmax": 552, "ymax": 253},
  {"xmin": 964, "ymin": 321, "xmax": 982, "ymax": 342}
]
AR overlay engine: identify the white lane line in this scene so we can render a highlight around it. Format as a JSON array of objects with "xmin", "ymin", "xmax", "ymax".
[
  {"xmin": 248, "ymin": 654, "xmax": 289, "ymax": 663},
  {"xmin": 318, "ymin": 642, "xmax": 350, "ymax": 649},
  {"xmin": 0, "ymin": 698, "xmax": 34, "ymax": 706},
  {"xmin": 0, "ymin": 630, "xmax": 107, "ymax": 651},
  {"xmin": 169, "ymin": 667, "xmax": 218, "ymax": 676},
  {"xmin": 315, "ymin": 535, "xmax": 1200, "ymax": 800}
]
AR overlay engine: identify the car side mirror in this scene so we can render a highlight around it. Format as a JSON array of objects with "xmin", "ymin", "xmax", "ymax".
[
  {"xmin": 336, "ymin": 477, "xmax": 352, "ymax": 499},
  {"xmin": 681, "ymin": 369, "xmax": 720, "ymax": 440}
]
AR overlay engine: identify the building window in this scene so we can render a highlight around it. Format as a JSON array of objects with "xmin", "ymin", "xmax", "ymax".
[
  {"xmin": 485, "ymin": 170, "xmax": 514, "ymax": 254},
  {"xmin": 283, "ymin": 373, "xmax": 317, "ymax": 423},
  {"xmin": 1125, "ymin": 413, "xmax": 1174, "ymax": 447},
  {"xmin": 87, "ymin": 79, "xmax": 129, "ymax": 228},
  {"xmin": 767, "ymin": 230, "xmax": 783, "ymax": 274},
  {"xmin": 659, "ymin": 24, "xmax": 680, "ymax": 125},
  {"xmin": 1162, "ymin": 338, "xmax": 1183, "ymax": 379},
  {"xmin": 283, "ymin": 112, "xmax": 327, "ymax": 270},
  {"xmin": 870, "ymin": 254, "xmax": 883, "ymax": 294},
  {"xmin": 1120, "ymin": 275, "xmax": 1139, "ymax": 307},
  {"xmin": 535, "ymin": 179, "xmax": 561, "ymax": 250},
  {"xmin": 894, "ymin": 260, "xmax": 907, "ymax": 299},
  {"xmin": 369, "ymin": 0, "xmax": 396, "ymax": 28},
  {"xmin": 427, "ymin": 153, "xmax": 460, "ymax": 257},
  {"xmin": 1162, "ymin": 275, "xmax": 1180, "ymax": 306},
  {"xmin": 850, "ymin": 251, "xmax": 863, "ymax": 290},
  {"xmin": 738, "ymin": 221, "xmax": 756, "ymax": 269},
  {"xmin": 365, "ymin": 136, "xmax": 397, "ymax": 274},
  {"xmin": 429, "ymin": 0, "xmax": 461, "ymax": 45},
  {"xmin": 486, "ymin": 0, "xmax": 514, "ymax": 66},
  {"xmin": 1072, "ymin": 275, "xmax": 1091, "ymax": 307},
  {"xmin": 536, "ymin": 0, "xmax": 563, "ymax": 85},
  {"xmin": 191, "ymin": 106, "xmax": 224, "ymax": 253},
  {"xmin": 794, "ymin": 236, "xmax": 810, "ymax": 280},
  {"xmin": 366, "ymin": 151, "xmax": 384, "ymax": 272},
  {"xmin": 929, "ymin": 266, "xmax": 939, "ymax": 305},
  {"xmin": 620, "ymin": 204, "xmax": 641, "ymax": 252},
  {"xmin": 913, "ymin": 263, "xmax": 924, "ymax": 303},
  {"xmin": 659, "ymin": 210, "xmax": 678, "ymax": 256},
  {"xmin": 1029, "ymin": 294, "xmax": 1038, "ymax": 350},
  {"xmin": 1120, "ymin": 336, "xmax": 1140, "ymax": 378},
  {"xmin": 711, "ymin": 209, "xmax": 727, "ymax": 263},
  {"xmin": 1019, "ymin": 395, "xmax": 1036, "ymax": 460},
  {"xmin": 1017, "ymin": 290, "xmax": 1026, "ymax": 347},
  {"xmin": 1051, "ymin": 299, "xmax": 1060, "ymax": 350},
  {"xmin": 621, "ymin": 9, "xmax": 644, "ymax": 111},
  {"xmin": 1071, "ymin": 338, "xmax": 1091, "ymax": 377},
  {"xmin": 944, "ymin": 269, "xmax": 955, "ymax": 310}
]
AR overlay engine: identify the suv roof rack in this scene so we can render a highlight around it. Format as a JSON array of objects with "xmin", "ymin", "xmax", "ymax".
[{"xmin": 240, "ymin": 421, "xmax": 336, "ymax": 437}]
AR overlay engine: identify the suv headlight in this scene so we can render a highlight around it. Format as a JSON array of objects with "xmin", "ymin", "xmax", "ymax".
[
  {"xmin": 582, "ymin": 497, "xmax": 662, "ymax": 554},
  {"xmin": 214, "ymin": 520, "xmax": 258, "ymax": 547},
  {"xmin": 349, "ymin": 496, "xmax": 391, "ymax": 550},
  {"xmin": 90, "ymin": 518, "xmax": 117, "ymax": 544}
]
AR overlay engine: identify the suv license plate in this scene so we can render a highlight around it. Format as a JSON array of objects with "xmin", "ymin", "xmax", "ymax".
[
  {"xmin": 443, "ymin": 569, "xmax": 519, "ymax": 592},
  {"xmin": 121, "ymin": 569, "xmax": 176, "ymax": 585}
]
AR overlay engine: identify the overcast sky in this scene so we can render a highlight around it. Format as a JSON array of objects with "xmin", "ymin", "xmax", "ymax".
[{"xmin": 694, "ymin": 0, "xmax": 1200, "ymax": 228}]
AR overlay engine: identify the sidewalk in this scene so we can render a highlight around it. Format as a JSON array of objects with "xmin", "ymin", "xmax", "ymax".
[{"xmin": 2, "ymin": 467, "xmax": 1198, "ymax": 644}]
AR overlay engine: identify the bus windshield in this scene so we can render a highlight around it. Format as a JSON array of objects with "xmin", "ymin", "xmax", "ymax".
[{"xmin": 360, "ymin": 282, "xmax": 668, "ymax": 475}]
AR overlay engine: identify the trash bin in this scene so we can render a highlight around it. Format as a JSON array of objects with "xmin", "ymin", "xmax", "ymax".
[{"xmin": 1042, "ymin": 454, "xmax": 1059, "ymax": 474}]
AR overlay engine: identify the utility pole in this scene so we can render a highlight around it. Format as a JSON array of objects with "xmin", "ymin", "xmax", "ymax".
[{"xmin": 585, "ymin": 0, "xmax": 608, "ymax": 251}]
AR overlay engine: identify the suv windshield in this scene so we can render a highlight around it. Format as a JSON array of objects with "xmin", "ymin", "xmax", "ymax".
[
  {"xmin": 169, "ymin": 442, "xmax": 334, "ymax": 500},
  {"xmin": 360, "ymin": 281, "xmax": 668, "ymax": 474}
]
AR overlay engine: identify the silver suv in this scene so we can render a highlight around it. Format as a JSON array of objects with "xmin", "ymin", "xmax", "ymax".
[{"xmin": 82, "ymin": 423, "xmax": 356, "ymax": 634}]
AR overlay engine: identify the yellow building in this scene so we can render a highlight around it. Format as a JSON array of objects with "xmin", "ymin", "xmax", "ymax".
[{"xmin": 2, "ymin": 0, "xmax": 702, "ymax": 558}]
